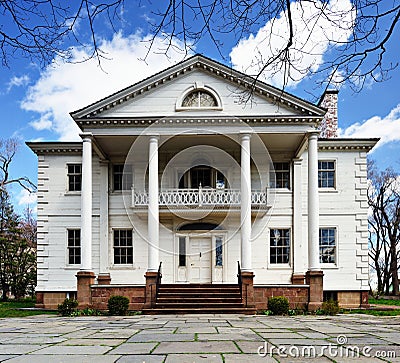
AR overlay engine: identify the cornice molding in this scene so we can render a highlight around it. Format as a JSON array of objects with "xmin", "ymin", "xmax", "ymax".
[
  {"xmin": 26, "ymin": 142, "xmax": 82, "ymax": 155},
  {"xmin": 76, "ymin": 116, "xmax": 322, "ymax": 128},
  {"xmin": 318, "ymin": 138, "xmax": 379, "ymax": 152}
]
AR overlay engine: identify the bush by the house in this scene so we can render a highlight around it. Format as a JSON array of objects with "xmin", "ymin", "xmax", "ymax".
[
  {"xmin": 108, "ymin": 295, "xmax": 130, "ymax": 315},
  {"xmin": 320, "ymin": 299, "xmax": 340, "ymax": 315},
  {"xmin": 57, "ymin": 298, "xmax": 78, "ymax": 316},
  {"xmin": 267, "ymin": 296, "xmax": 289, "ymax": 315}
]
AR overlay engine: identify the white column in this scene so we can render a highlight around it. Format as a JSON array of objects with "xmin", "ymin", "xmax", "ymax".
[
  {"xmin": 99, "ymin": 161, "xmax": 109, "ymax": 273},
  {"xmin": 81, "ymin": 133, "xmax": 93, "ymax": 271},
  {"xmin": 148, "ymin": 135, "xmax": 159, "ymax": 272},
  {"xmin": 293, "ymin": 158, "xmax": 304, "ymax": 274},
  {"xmin": 308, "ymin": 131, "xmax": 320, "ymax": 271},
  {"xmin": 240, "ymin": 133, "xmax": 252, "ymax": 271}
]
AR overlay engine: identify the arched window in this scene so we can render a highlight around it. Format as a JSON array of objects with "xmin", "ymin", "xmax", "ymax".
[{"xmin": 181, "ymin": 90, "xmax": 218, "ymax": 108}]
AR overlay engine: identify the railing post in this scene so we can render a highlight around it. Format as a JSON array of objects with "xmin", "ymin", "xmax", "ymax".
[
  {"xmin": 131, "ymin": 184, "xmax": 135, "ymax": 207},
  {"xmin": 199, "ymin": 183, "xmax": 203, "ymax": 207}
]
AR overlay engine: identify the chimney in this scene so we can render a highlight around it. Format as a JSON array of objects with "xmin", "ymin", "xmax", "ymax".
[{"xmin": 318, "ymin": 90, "xmax": 338, "ymax": 138}]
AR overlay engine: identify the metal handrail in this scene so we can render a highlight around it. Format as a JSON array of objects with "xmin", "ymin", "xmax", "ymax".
[
  {"xmin": 237, "ymin": 261, "xmax": 242, "ymax": 299},
  {"xmin": 156, "ymin": 261, "xmax": 162, "ymax": 297}
]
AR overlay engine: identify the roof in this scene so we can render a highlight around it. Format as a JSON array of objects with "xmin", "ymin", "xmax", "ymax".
[
  {"xmin": 70, "ymin": 54, "xmax": 327, "ymax": 122},
  {"xmin": 318, "ymin": 138, "xmax": 379, "ymax": 151}
]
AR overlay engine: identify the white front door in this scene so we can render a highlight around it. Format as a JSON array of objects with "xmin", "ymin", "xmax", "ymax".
[{"xmin": 189, "ymin": 237, "xmax": 212, "ymax": 283}]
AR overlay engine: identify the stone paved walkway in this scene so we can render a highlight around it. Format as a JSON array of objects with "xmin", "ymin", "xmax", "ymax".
[{"xmin": 0, "ymin": 314, "xmax": 399, "ymax": 362}]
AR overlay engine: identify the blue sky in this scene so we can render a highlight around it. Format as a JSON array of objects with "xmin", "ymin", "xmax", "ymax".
[{"xmin": 1, "ymin": 0, "xmax": 399, "ymax": 213}]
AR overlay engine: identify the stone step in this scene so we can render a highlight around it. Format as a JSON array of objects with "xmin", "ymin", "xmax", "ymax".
[{"xmin": 142, "ymin": 307, "xmax": 256, "ymax": 315}]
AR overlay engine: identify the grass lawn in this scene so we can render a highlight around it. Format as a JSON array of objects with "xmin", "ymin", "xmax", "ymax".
[
  {"xmin": 369, "ymin": 298, "xmax": 400, "ymax": 306},
  {"xmin": 345, "ymin": 309, "xmax": 400, "ymax": 316},
  {"xmin": 0, "ymin": 300, "xmax": 56, "ymax": 318}
]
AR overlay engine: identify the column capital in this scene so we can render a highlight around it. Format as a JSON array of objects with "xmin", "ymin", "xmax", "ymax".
[
  {"xmin": 293, "ymin": 158, "xmax": 303, "ymax": 165},
  {"xmin": 239, "ymin": 131, "xmax": 252, "ymax": 141},
  {"xmin": 80, "ymin": 132, "xmax": 93, "ymax": 142},
  {"xmin": 307, "ymin": 130, "xmax": 320, "ymax": 140},
  {"xmin": 147, "ymin": 134, "xmax": 160, "ymax": 141}
]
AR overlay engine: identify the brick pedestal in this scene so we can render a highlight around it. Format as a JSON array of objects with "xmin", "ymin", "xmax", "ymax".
[
  {"xmin": 144, "ymin": 271, "xmax": 158, "ymax": 309},
  {"xmin": 76, "ymin": 271, "xmax": 95, "ymax": 308},
  {"xmin": 241, "ymin": 271, "xmax": 255, "ymax": 308},
  {"xmin": 97, "ymin": 273, "xmax": 111, "ymax": 285},
  {"xmin": 360, "ymin": 291, "xmax": 369, "ymax": 308},
  {"xmin": 35, "ymin": 292, "xmax": 44, "ymax": 308},
  {"xmin": 291, "ymin": 273, "xmax": 305, "ymax": 285},
  {"xmin": 306, "ymin": 270, "xmax": 324, "ymax": 311}
]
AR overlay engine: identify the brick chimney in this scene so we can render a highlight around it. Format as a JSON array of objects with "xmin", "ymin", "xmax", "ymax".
[{"xmin": 318, "ymin": 90, "xmax": 338, "ymax": 138}]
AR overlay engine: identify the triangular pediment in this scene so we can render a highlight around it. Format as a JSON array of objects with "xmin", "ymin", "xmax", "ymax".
[{"xmin": 71, "ymin": 54, "xmax": 325, "ymax": 123}]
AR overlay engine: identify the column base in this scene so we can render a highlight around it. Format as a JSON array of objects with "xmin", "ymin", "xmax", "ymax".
[
  {"xmin": 144, "ymin": 271, "xmax": 158, "ymax": 309},
  {"xmin": 76, "ymin": 271, "xmax": 95, "ymax": 309},
  {"xmin": 240, "ymin": 271, "xmax": 255, "ymax": 308},
  {"xmin": 97, "ymin": 273, "xmax": 111, "ymax": 285},
  {"xmin": 306, "ymin": 270, "xmax": 324, "ymax": 312},
  {"xmin": 291, "ymin": 273, "xmax": 305, "ymax": 285}
]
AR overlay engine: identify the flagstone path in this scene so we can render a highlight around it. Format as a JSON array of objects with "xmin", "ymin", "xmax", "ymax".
[{"xmin": 0, "ymin": 313, "xmax": 399, "ymax": 362}]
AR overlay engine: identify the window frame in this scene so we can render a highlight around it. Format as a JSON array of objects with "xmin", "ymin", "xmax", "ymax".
[
  {"xmin": 176, "ymin": 86, "xmax": 222, "ymax": 111},
  {"xmin": 67, "ymin": 229, "xmax": 81, "ymax": 266},
  {"xmin": 318, "ymin": 160, "xmax": 336, "ymax": 189},
  {"xmin": 67, "ymin": 163, "xmax": 82, "ymax": 192},
  {"xmin": 319, "ymin": 227, "xmax": 337, "ymax": 266},
  {"xmin": 269, "ymin": 228, "xmax": 291, "ymax": 266},
  {"xmin": 269, "ymin": 162, "xmax": 291, "ymax": 189},
  {"xmin": 113, "ymin": 229, "xmax": 134, "ymax": 265}
]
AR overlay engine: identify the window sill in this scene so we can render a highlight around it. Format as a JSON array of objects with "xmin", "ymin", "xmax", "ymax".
[
  {"xmin": 64, "ymin": 191, "xmax": 81, "ymax": 196},
  {"xmin": 320, "ymin": 264, "xmax": 338, "ymax": 269},
  {"xmin": 267, "ymin": 264, "xmax": 292, "ymax": 270},
  {"xmin": 109, "ymin": 265, "xmax": 135, "ymax": 270},
  {"xmin": 64, "ymin": 265, "xmax": 81, "ymax": 270},
  {"xmin": 318, "ymin": 188, "xmax": 338, "ymax": 193},
  {"xmin": 270, "ymin": 188, "xmax": 292, "ymax": 193}
]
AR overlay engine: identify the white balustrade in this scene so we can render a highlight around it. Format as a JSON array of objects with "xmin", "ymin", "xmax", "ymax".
[{"xmin": 132, "ymin": 187, "xmax": 267, "ymax": 208}]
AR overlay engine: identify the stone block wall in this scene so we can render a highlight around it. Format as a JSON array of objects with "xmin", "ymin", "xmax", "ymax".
[
  {"xmin": 254, "ymin": 286, "xmax": 309, "ymax": 310},
  {"xmin": 91, "ymin": 285, "xmax": 146, "ymax": 311},
  {"xmin": 338, "ymin": 291, "xmax": 369, "ymax": 308}
]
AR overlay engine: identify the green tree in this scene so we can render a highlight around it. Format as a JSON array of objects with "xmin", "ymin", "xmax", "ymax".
[{"xmin": 0, "ymin": 190, "xmax": 36, "ymax": 300}]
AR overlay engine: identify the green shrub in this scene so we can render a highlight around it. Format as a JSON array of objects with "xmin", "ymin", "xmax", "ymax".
[
  {"xmin": 321, "ymin": 299, "xmax": 340, "ymax": 315},
  {"xmin": 108, "ymin": 295, "xmax": 130, "ymax": 315},
  {"xmin": 268, "ymin": 296, "xmax": 289, "ymax": 315},
  {"xmin": 57, "ymin": 298, "xmax": 78, "ymax": 316}
]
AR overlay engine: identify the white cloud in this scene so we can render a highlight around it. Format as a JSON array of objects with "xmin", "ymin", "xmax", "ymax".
[
  {"xmin": 340, "ymin": 104, "xmax": 400, "ymax": 150},
  {"xmin": 7, "ymin": 75, "xmax": 30, "ymax": 92},
  {"xmin": 21, "ymin": 32, "xmax": 190, "ymax": 140},
  {"xmin": 17, "ymin": 189, "xmax": 37, "ymax": 206},
  {"xmin": 230, "ymin": 0, "xmax": 355, "ymax": 88}
]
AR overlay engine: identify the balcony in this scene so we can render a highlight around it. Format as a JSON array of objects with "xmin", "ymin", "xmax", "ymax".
[{"xmin": 132, "ymin": 187, "xmax": 268, "ymax": 215}]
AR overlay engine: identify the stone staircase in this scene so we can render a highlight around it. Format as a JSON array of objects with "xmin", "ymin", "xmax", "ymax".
[{"xmin": 143, "ymin": 283, "xmax": 256, "ymax": 314}]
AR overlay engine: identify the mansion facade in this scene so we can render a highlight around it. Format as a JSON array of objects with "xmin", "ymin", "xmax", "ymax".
[{"xmin": 28, "ymin": 55, "xmax": 376, "ymax": 312}]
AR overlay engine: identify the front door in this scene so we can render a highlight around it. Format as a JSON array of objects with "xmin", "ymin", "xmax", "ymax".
[{"xmin": 189, "ymin": 237, "xmax": 212, "ymax": 283}]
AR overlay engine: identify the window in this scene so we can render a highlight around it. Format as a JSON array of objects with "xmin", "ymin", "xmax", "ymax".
[
  {"xmin": 270, "ymin": 162, "xmax": 290, "ymax": 188},
  {"xmin": 179, "ymin": 166, "xmax": 227, "ymax": 189},
  {"xmin": 113, "ymin": 229, "xmax": 133, "ymax": 264},
  {"xmin": 67, "ymin": 164, "xmax": 82, "ymax": 191},
  {"xmin": 318, "ymin": 161, "xmax": 335, "ymax": 188},
  {"xmin": 270, "ymin": 229, "xmax": 290, "ymax": 264},
  {"xmin": 113, "ymin": 164, "xmax": 133, "ymax": 191},
  {"xmin": 67, "ymin": 229, "xmax": 81, "ymax": 265},
  {"xmin": 179, "ymin": 236, "xmax": 186, "ymax": 267},
  {"xmin": 182, "ymin": 90, "xmax": 218, "ymax": 107},
  {"xmin": 215, "ymin": 237, "xmax": 223, "ymax": 266},
  {"xmin": 319, "ymin": 228, "xmax": 336, "ymax": 264}
]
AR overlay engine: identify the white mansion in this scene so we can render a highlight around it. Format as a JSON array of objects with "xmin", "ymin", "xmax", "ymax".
[{"xmin": 28, "ymin": 55, "xmax": 377, "ymax": 312}]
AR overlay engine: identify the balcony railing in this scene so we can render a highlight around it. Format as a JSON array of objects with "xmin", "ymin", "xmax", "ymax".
[{"xmin": 132, "ymin": 186, "xmax": 267, "ymax": 209}]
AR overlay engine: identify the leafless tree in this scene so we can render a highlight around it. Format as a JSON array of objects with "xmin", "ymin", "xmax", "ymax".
[
  {"xmin": 368, "ymin": 160, "xmax": 400, "ymax": 295},
  {"xmin": 0, "ymin": 139, "xmax": 36, "ymax": 193},
  {"xmin": 0, "ymin": 0, "xmax": 124, "ymax": 67},
  {"xmin": 147, "ymin": 0, "xmax": 400, "ymax": 93},
  {"xmin": 1, "ymin": 1, "xmax": 399, "ymax": 93}
]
